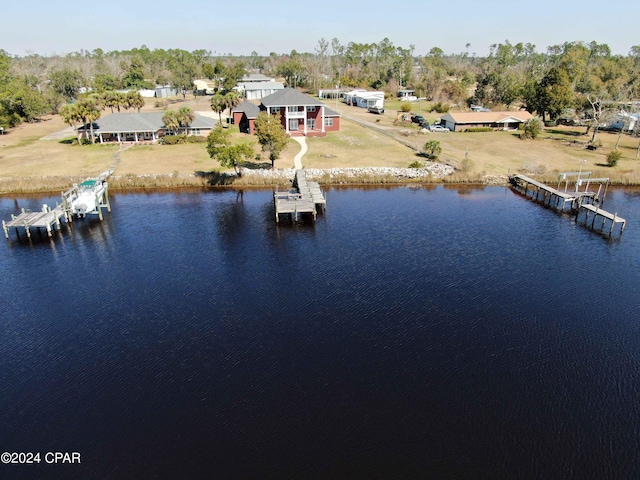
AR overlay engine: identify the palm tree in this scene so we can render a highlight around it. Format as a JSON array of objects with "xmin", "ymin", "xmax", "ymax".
[
  {"xmin": 60, "ymin": 103, "xmax": 83, "ymax": 145},
  {"xmin": 162, "ymin": 110, "xmax": 179, "ymax": 135},
  {"xmin": 177, "ymin": 106, "xmax": 195, "ymax": 135},
  {"xmin": 126, "ymin": 91, "xmax": 145, "ymax": 112},
  {"xmin": 423, "ymin": 139, "xmax": 442, "ymax": 159},
  {"xmin": 102, "ymin": 91, "xmax": 119, "ymax": 113},
  {"xmin": 224, "ymin": 91, "xmax": 241, "ymax": 119},
  {"xmin": 210, "ymin": 94, "xmax": 226, "ymax": 126},
  {"xmin": 84, "ymin": 96, "xmax": 102, "ymax": 143}
]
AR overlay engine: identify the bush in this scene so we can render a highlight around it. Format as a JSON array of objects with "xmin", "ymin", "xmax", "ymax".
[
  {"xmin": 408, "ymin": 160, "xmax": 423, "ymax": 168},
  {"xmin": 423, "ymin": 139, "xmax": 442, "ymax": 159},
  {"xmin": 430, "ymin": 102, "xmax": 450, "ymax": 113},
  {"xmin": 521, "ymin": 117, "xmax": 543, "ymax": 140},
  {"xmin": 187, "ymin": 135, "xmax": 207, "ymax": 143},
  {"xmin": 464, "ymin": 127, "xmax": 493, "ymax": 133},
  {"xmin": 606, "ymin": 149, "xmax": 622, "ymax": 167},
  {"xmin": 400, "ymin": 103, "xmax": 412, "ymax": 113},
  {"xmin": 162, "ymin": 134, "xmax": 188, "ymax": 145}
]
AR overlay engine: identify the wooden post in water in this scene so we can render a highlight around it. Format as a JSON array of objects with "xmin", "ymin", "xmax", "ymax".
[{"xmin": 96, "ymin": 193, "xmax": 103, "ymax": 221}]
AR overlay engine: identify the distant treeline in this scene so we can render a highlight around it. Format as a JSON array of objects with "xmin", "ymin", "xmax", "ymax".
[{"xmin": 1, "ymin": 38, "xmax": 640, "ymax": 131}]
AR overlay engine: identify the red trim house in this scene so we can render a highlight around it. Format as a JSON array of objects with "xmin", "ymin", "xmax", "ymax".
[{"xmin": 232, "ymin": 88, "xmax": 340, "ymax": 137}]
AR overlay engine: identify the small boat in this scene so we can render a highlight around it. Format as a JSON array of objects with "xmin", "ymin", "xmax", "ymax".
[
  {"xmin": 70, "ymin": 179, "xmax": 107, "ymax": 217},
  {"xmin": 66, "ymin": 171, "xmax": 112, "ymax": 218}
]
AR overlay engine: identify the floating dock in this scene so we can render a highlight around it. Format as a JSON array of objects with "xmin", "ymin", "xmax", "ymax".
[
  {"xmin": 509, "ymin": 173, "xmax": 625, "ymax": 239},
  {"xmin": 274, "ymin": 170, "xmax": 326, "ymax": 223}
]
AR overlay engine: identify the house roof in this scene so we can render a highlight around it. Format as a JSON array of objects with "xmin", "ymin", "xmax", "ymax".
[
  {"xmin": 233, "ymin": 98, "xmax": 340, "ymax": 119},
  {"xmin": 194, "ymin": 79, "xmax": 216, "ymax": 88},
  {"xmin": 241, "ymin": 73, "xmax": 272, "ymax": 82},
  {"xmin": 243, "ymin": 81, "xmax": 284, "ymax": 91},
  {"xmin": 92, "ymin": 112, "xmax": 216, "ymax": 133},
  {"xmin": 324, "ymin": 107, "xmax": 340, "ymax": 117},
  {"xmin": 442, "ymin": 111, "xmax": 533, "ymax": 124},
  {"xmin": 232, "ymin": 101, "xmax": 261, "ymax": 119},
  {"xmin": 260, "ymin": 88, "xmax": 325, "ymax": 107}
]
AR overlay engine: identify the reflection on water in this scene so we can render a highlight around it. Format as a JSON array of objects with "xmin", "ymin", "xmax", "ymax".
[{"xmin": 1, "ymin": 186, "xmax": 640, "ymax": 479}]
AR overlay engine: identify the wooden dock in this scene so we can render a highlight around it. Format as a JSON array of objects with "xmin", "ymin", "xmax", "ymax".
[
  {"xmin": 274, "ymin": 170, "xmax": 326, "ymax": 223},
  {"xmin": 510, "ymin": 174, "xmax": 626, "ymax": 239},
  {"xmin": 3, "ymin": 204, "xmax": 68, "ymax": 238},
  {"xmin": 510, "ymin": 174, "xmax": 596, "ymax": 212},
  {"xmin": 576, "ymin": 204, "xmax": 626, "ymax": 238},
  {"xmin": 3, "ymin": 170, "xmax": 112, "ymax": 240}
]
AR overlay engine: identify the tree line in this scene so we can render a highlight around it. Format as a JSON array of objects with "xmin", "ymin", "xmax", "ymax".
[{"xmin": 2, "ymin": 39, "xmax": 640, "ymax": 132}]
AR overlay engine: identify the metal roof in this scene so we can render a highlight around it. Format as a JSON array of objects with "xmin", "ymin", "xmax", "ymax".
[
  {"xmin": 89, "ymin": 112, "xmax": 216, "ymax": 133},
  {"xmin": 441, "ymin": 111, "xmax": 533, "ymax": 124},
  {"xmin": 260, "ymin": 88, "xmax": 325, "ymax": 107},
  {"xmin": 232, "ymin": 101, "xmax": 261, "ymax": 119},
  {"xmin": 243, "ymin": 81, "xmax": 284, "ymax": 91}
]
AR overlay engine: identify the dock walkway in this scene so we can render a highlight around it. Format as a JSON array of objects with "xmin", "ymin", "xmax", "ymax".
[
  {"xmin": 3, "ymin": 204, "xmax": 68, "ymax": 238},
  {"xmin": 274, "ymin": 170, "xmax": 326, "ymax": 223},
  {"xmin": 510, "ymin": 174, "xmax": 595, "ymax": 212},
  {"xmin": 509, "ymin": 174, "xmax": 625, "ymax": 239},
  {"xmin": 576, "ymin": 204, "xmax": 626, "ymax": 238}
]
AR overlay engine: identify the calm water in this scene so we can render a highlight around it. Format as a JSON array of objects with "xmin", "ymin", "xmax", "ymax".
[{"xmin": 1, "ymin": 185, "xmax": 640, "ymax": 479}]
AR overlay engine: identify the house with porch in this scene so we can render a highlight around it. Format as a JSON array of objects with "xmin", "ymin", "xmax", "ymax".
[
  {"xmin": 440, "ymin": 111, "xmax": 534, "ymax": 132},
  {"xmin": 232, "ymin": 88, "xmax": 340, "ymax": 137},
  {"xmin": 82, "ymin": 112, "xmax": 216, "ymax": 144}
]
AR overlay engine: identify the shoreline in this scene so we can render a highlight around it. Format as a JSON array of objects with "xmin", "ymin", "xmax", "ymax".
[{"xmin": 2, "ymin": 164, "xmax": 640, "ymax": 196}]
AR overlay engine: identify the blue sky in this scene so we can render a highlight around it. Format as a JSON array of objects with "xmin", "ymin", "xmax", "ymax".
[{"xmin": 2, "ymin": 0, "xmax": 639, "ymax": 57}]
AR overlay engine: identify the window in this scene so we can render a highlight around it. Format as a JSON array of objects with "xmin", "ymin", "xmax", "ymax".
[
  {"xmin": 288, "ymin": 106, "xmax": 300, "ymax": 113},
  {"xmin": 307, "ymin": 119, "xmax": 316, "ymax": 130},
  {"xmin": 307, "ymin": 106, "xmax": 316, "ymax": 112},
  {"xmin": 289, "ymin": 119, "xmax": 298, "ymax": 131},
  {"xmin": 191, "ymin": 128, "xmax": 201, "ymax": 136},
  {"xmin": 325, "ymin": 117, "xmax": 334, "ymax": 127},
  {"xmin": 270, "ymin": 107, "xmax": 279, "ymax": 114}
]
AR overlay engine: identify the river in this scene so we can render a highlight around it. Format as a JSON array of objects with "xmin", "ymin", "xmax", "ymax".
[{"xmin": 1, "ymin": 185, "xmax": 639, "ymax": 479}]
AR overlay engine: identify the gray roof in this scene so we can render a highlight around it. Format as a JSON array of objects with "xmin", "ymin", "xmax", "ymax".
[
  {"xmin": 92, "ymin": 112, "xmax": 215, "ymax": 133},
  {"xmin": 324, "ymin": 107, "xmax": 340, "ymax": 117},
  {"xmin": 241, "ymin": 73, "xmax": 272, "ymax": 82},
  {"xmin": 232, "ymin": 101, "xmax": 261, "ymax": 119},
  {"xmin": 243, "ymin": 81, "xmax": 284, "ymax": 91},
  {"xmin": 260, "ymin": 88, "xmax": 325, "ymax": 107}
]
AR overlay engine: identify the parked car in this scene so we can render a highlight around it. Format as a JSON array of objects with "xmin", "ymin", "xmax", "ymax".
[
  {"xmin": 411, "ymin": 115, "xmax": 425, "ymax": 124},
  {"xmin": 430, "ymin": 125, "xmax": 450, "ymax": 132},
  {"xmin": 368, "ymin": 105, "xmax": 385, "ymax": 114},
  {"xmin": 419, "ymin": 120, "xmax": 430, "ymax": 129}
]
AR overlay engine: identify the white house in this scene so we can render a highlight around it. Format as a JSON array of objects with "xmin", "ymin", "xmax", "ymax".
[
  {"xmin": 343, "ymin": 89, "xmax": 368, "ymax": 106},
  {"xmin": 353, "ymin": 91, "xmax": 385, "ymax": 108},
  {"xmin": 242, "ymin": 81, "xmax": 285, "ymax": 100},
  {"xmin": 398, "ymin": 89, "xmax": 417, "ymax": 102}
]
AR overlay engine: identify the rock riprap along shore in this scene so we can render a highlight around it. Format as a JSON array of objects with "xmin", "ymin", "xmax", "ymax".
[{"xmin": 238, "ymin": 163, "xmax": 455, "ymax": 182}]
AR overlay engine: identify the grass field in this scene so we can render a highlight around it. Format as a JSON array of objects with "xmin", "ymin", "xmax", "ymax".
[
  {"xmin": 325, "ymin": 98, "xmax": 640, "ymax": 184},
  {"xmin": 1, "ymin": 96, "xmax": 640, "ymax": 193}
]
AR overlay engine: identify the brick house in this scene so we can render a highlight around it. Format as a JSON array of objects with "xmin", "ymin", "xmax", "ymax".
[{"xmin": 232, "ymin": 88, "xmax": 340, "ymax": 137}]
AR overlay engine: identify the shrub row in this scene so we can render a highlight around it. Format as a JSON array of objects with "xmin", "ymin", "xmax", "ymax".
[
  {"xmin": 464, "ymin": 127, "xmax": 493, "ymax": 133},
  {"xmin": 161, "ymin": 135, "xmax": 207, "ymax": 145}
]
